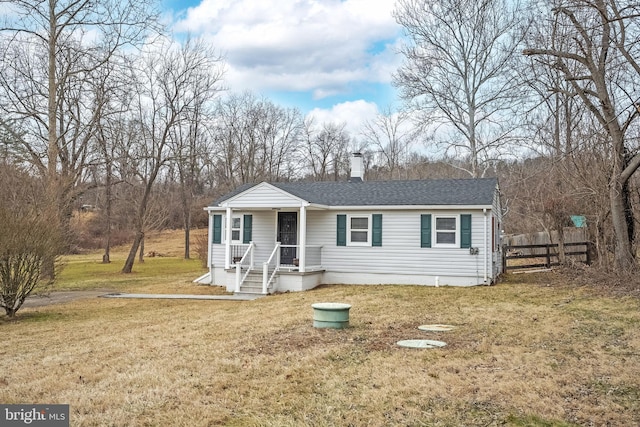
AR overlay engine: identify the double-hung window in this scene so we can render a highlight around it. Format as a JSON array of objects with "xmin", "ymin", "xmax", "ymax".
[
  {"xmin": 349, "ymin": 215, "xmax": 370, "ymax": 245},
  {"xmin": 421, "ymin": 214, "xmax": 472, "ymax": 248},
  {"xmin": 231, "ymin": 216, "xmax": 242, "ymax": 242},
  {"xmin": 211, "ymin": 214, "xmax": 252, "ymax": 244},
  {"xmin": 434, "ymin": 216, "xmax": 457, "ymax": 246},
  {"xmin": 337, "ymin": 214, "xmax": 382, "ymax": 247}
]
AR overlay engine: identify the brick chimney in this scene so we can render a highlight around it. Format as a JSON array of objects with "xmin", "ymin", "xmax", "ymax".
[{"xmin": 349, "ymin": 152, "xmax": 364, "ymax": 182}]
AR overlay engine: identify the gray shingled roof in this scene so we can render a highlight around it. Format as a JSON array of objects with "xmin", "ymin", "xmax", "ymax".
[{"xmin": 211, "ymin": 178, "xmax": 498, "ymax": 207}]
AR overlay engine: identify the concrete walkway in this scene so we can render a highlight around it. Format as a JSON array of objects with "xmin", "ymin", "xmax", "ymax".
[{"xmin": 101, "ymin": 293, "xmax": 264, "ymax": 301}]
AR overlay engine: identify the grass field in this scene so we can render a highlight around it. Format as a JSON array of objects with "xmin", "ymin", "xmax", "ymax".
[{"xmin": 1, "ymin": 231, "xmax": 639, "ymax": 426}]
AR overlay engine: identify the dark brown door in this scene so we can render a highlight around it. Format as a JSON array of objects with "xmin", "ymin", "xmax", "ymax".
[{"xmin": 278, "ymin": 212, "xmax": 297, "ymax": 265}]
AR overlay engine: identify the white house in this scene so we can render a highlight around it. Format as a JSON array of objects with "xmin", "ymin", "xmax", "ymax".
[{"xmin": 198, "ymin": 154, "xmax": 503, "ymax": 295}]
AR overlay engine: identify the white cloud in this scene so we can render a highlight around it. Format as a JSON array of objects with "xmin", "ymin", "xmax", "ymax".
[
  {"xmin": 307, "ymin": 99, "xmax": 379, "ymax": 137},
  {"xmin": 173, "ymin": 0, "xmax": 402, "ymax": 97}
]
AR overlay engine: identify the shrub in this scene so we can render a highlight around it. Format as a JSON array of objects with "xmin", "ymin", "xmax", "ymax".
[
  {"xmin": 0, "ymin": 208, "xmax": 63, "ymax": 317},
  {"xmin": 193, "ymin": 229, "xmax": 209, "ymax": 268}
]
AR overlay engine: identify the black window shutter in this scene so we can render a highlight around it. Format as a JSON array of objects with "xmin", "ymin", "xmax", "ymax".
[
  {"xmin": 421, "ymin": 214, "xmax": 432, "ymax": 248},
  {"xmin": 337, "ymin": 214, "xmax": 346, "ymax": 246},
  {"xmin": 213, "ymin": 214, "xmax": 222, "ymax": 244},
  {"xmin": 372, "ymin": 214, "xmax": 382, "ymax": 246},
  {"xmin": 460, "ymin": 214, "xmax": 472, "ymax": 248},
  {"xmin": 243, "ymin": 214, "xmax": 252, "ymax": 244}
]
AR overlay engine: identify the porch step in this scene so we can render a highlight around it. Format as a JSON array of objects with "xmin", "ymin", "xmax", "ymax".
[
  {"xmin": 236, "ymin": 286, "xmax": 264, "ymax": 295},
  {"xmin": 234, "ymin": 269, "xmax": 277, "ymax": 295}
]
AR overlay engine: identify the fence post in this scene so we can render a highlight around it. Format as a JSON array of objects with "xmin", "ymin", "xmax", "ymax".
[
  {"xmin": 502, "ymin": 246, "xmax": 506, "ymax": 273},
  {"xmin": 546, "ymin": 244, "xmax": 551, "ymax": 268}
]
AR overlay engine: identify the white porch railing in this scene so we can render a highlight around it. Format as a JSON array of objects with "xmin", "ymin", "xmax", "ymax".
[
  {"xmin": 278, "ymin": 245, "xmax": 323, "ymax": 271},
  {"xmin": 230, "ymin": 243, "xmax": 323, "ymax": 294},
  {"xmin": 230, "ymin": 244, "xmax": 251, "ymax": 264},
  {"xmin": 234, "ymin": 242, "xmax": 254, "ymax": 293},
  {"xmin": 262, "ymin": 242, "xmax": 281, "ymax": 294}
]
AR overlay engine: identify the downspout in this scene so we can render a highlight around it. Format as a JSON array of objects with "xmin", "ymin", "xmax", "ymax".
[
  {"xmin": 299, "ymin": 205, "xmax": 307, "ymax": 273},
  {"xmin": 225, "ymin": 207, "xmax": 232, "ymax": 270},
  {"xmin": 483, "ymin": 208, "xmax": 488, "ymax": 284},
  {"xmin": 207, "ymin": 210, "xmax": 213, "ymax": 282}
]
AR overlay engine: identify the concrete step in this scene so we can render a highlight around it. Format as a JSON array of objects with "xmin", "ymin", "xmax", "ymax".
[
  {"xmin": 235, "ymin": 270, "xmax": 277, "ymax": 295},
  {"xmin": 234, "ymin": 292, "xmax": 266, "ymax": 298},
  {"xmin": 236, "ymin": 286, "xmax": 265, "ymax": 296},
  {"xmin": 242, "ymin": 283, "xmax": 262, "ymax": 290}
]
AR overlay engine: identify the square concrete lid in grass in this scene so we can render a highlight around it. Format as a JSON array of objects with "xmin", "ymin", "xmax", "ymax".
[
  {"xmin": 397, "ymin": 339, "xmax": 447, "ymax": 349},
  {"xmin": 418, "ymin": 324, "xmax": 456, "ymax": 332}
]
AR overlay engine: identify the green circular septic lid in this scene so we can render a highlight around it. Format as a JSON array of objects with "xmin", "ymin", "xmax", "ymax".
[
  {"xmin": 311, "ymin": 302, "xmax": 351, "ymax": 310},
  {"xmin": 397, "ymin": 339, "xmax": 447, "ymax": 349},
  {"xmin": 418, "ymin": 324, "xmax": 456, "ymax": 332}
]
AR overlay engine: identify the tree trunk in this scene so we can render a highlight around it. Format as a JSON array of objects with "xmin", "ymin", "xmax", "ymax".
[
  {"xmin": 122, "ymin": 175, "xmax": 154, "ymax": 273},
  {"xmin": 47, "ymin": 2, "xmax": 58, "ymax": 186},
  {"xmin": 184, "ymin": 218, "xmax": 191, "ymax": 260},
  {"xmin": 183, "ymin": 191, "xmax": 191, "ymax": 259},
  {"xmin": 607, "ymin": 106, "xmax": 637, "ymax": 271},
  {"xmin": 138, "ymin": 235, "xmax": 145, "ymax": 263},
  {"xmin": 42, "ymin": 3, "xmax": 60, "ymax": 281},
  {"xmin": 610, "ymin": 177, "xmax": 636, "ymax": 270},
  {"xmin": 102, "ymin": 160, "xmax": 113, "ymax": 264},
  {"xmin": 469, "ymin": 106, "xmax": 479, "ymax": 178},
  {"xmin": 180, "ymin": 178, "xmax": 191, "ymax": 259},
  {"xmin": 122, "ymin": 231, "xmax": 144, "ymax": 273}
]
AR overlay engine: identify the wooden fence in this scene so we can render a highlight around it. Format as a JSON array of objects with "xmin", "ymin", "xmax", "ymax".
[
  {"xmin": 503, "ymin": 242, "xmax": 591, "ymax": 271},
  {"xmin": 504, "ymin": 228, "xmax": 588, "ymax": 247}
]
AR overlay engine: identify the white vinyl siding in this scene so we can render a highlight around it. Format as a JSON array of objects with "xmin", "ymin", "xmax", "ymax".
[
  {"xmin": 209, "ymin": 207, "xmax": 497, "ymax": 285},
  {"xmin": 223, "ymin": 183, "xmax": 306, "ymax": 208},
  {"xmin": 306, "ymin": 210, "xmax": 487, "ymax": 279}
]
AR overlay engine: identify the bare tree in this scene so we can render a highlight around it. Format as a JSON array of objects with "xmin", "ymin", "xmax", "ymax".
[
  {"xmin": 172, "ymin": 107, "xmax": 205, "ymax": 260},
  {"xmin": 0, "ymin": 207, "xmax": 63, "ymax": 318},
  {"xmin": 92, "ymin": 58, "xmax": 138, "ymax": 263},
  {"xmin": 394, "ymin": 0, "xmax": 529, "ymax": 177},
  {"xmin": 523, "ymin": 0, "xmax": 640, "ymax": 270},
  {"xmin": 170, "ymin": 38, "xmax": 225, "ymax": 260},
  {"xmin": 210, "ymin": 92, "xmax": 303, "ymax": 189},
  {"xmin": 0, "ymin": 0, "xmax": 159, "ymax": 246},
  {"xmin": 302, "ymin": 119, "xmax": 351, "ymax": 181},
  {"xmin": 0, "ymin": 163, "xmax": 63, "ymax": 318},
  {"xmin": 523, "ymin": 54, "xmax": 587, "ymax": 158},
  {"xmin": 360, "ymin": 108, "xmax": 418, "ymax": 180},
  {"xmin": 255, "ymin": 101, "xmax": 303, "ymax": 181},
  {"xmin": 121, "ymin": 37, "xmax": 224, "ymax": 273}
]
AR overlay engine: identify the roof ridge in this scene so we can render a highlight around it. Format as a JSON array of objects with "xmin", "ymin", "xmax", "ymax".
[{"xmin": 211, "ymin": 177, "xmax": 497, "ymax": 207}]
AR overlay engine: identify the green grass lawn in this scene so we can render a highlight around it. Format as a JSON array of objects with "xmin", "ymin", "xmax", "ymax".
[
  {"xmin": 54, "ymin": 254, "xmax": 208, "ymax": 292},
  {"xmin": 2, "ymin": 255, "xmax": 640, "ymax": 426}
]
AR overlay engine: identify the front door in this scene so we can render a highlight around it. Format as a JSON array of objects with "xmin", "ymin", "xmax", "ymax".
[{"xmin": 278, "ymin": 212, "xmax": 297, "ymax": 265}]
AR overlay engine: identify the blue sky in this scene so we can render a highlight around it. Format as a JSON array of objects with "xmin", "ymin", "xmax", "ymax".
[{"xmin": 161, "ymin": 0, "xmax": 405, "ymax": 136}]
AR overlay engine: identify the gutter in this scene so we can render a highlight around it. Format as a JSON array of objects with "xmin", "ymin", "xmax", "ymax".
[
  {"xmin": 483, "ymin": 208, "xmax": 488, "ymax": 284},
  {"xmin": 204, "ymin": 204, "xmax": 494, "ymax": 211}
]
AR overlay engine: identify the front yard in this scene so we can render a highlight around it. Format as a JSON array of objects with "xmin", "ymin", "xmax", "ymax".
[{"xmin": 1, "ymin": 250, "xmax": 639, "ymax": 426}]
